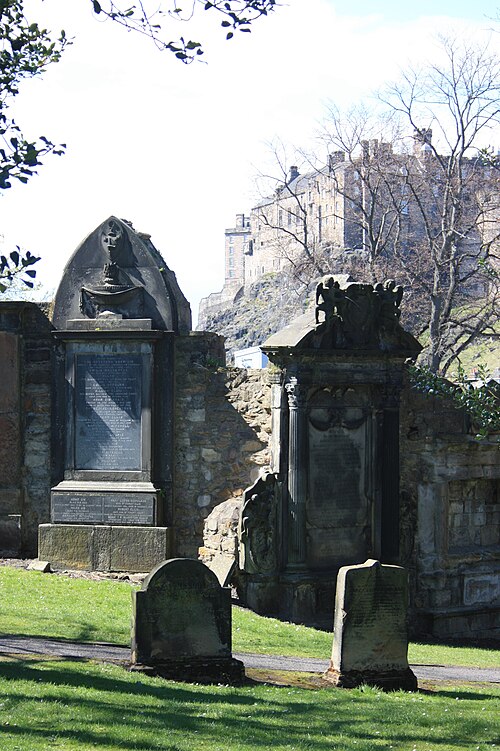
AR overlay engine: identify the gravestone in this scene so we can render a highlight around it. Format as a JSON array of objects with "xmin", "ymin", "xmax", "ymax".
[
  {"xmin": 326, "ymin": 559, "xmax": 417, "ymax": 690},
  {"xmin": 131, "ymin": 558, "xmax": 245, "ymax": 683},
  {"xmin": 39, "ymin": 216, "xmax": 191, "ymax": 572},
  {"xmin": 237, "ymin": 276, "xmax": 422, "ymax": 626}
]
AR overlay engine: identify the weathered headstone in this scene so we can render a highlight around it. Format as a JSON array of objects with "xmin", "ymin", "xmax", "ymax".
[
  {"xmin": 326, "ymin": 559, "xmax": 417, "ymax": 690},
  {"xmin": 131, "ymin": 558, "xmax": 244, "ymax": 683}
]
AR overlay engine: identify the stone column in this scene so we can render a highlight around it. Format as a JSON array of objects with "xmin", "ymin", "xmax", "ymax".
[
  {"xmin": 285, "ymin": 377, "xmax": 308, "ymax": 570},
  {"xmin": 380, "ymin": 378, "xmax": 402, "ymax": 564}
]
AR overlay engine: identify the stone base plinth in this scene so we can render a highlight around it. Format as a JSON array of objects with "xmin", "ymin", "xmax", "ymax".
[
  {"xmin": 130, "ymin": 657, "xmax": 245, "ymax": 685},
  {"xmin": 38, "ymin": 524, "xmax": 173, "ymax": 572},
  {"xmin": 414, "ymin": 606, "xmax": 500, "ymax": 641},
  {"xmin": 237, "ymin": 571, "xmax": 337, "ymax": 629},
  {"xmin": 325, "ymin": 666, "xmax": 418, "ymax": 692}
]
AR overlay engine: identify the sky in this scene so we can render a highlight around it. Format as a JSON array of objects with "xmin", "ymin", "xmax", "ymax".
[{"xmin": 1, "ymin": 0, "xmax": 499, "ymax": 324}]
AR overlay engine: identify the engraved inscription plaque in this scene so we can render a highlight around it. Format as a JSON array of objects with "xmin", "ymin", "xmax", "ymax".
[
  {"xmin": 52, "ymin": 493, "xmax": 155, "ymax": 525},
  {"xmin": 308, "ymin": 418, "xmax": 368, "ymax": 522},
  {"xmin": 75, "ymin": 354, "xmax": 142, "ymax": 471},
  {"xmin": 307, "ymin": 395, "xmax": 370, "ymax": 568}
]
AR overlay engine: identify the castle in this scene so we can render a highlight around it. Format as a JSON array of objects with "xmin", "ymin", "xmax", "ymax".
[{"xmin": 199, "ymin": 131, "xmax": 498, "ymax": 329}]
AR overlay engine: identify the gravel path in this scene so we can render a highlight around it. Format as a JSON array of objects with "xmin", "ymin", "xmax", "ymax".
[{"xmin": 0, "ymin": 634, "xmax": 498, "ymax": 684}]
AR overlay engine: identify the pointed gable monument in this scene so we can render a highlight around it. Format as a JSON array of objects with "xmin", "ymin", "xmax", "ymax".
[{"xmin": 39, "ymin": 217, "xmax": 191, "ymax": 571}]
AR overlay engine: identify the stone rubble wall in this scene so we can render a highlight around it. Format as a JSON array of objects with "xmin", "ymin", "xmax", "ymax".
[
  {"xmin": 1, "ymin": 301, "xmax": 497, "ymax": 640},
  {"xmin": 173, "ymin": 332, "xmax": 272, "ymax": 558},
  {"xmin": 0, "ymin": 303, "xmax": 53, "ymax": 556},
  {"xmin": 400, "ymin": 378, "xmax": 499, "ymax": 639},
  {"xmin": 199, "ymin": 497, "xmax": 242, "ymax": 565}
]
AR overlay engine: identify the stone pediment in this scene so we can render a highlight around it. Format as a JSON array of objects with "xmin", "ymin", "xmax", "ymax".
[{"xmin": 53, "ymin": 216, "xmax": 191, "ymax": 332}]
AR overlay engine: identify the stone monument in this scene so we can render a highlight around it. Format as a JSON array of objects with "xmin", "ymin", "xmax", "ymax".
[
  {"xmin": 131, "ymin": 558, "xmax": 245, "ymax": 683},
  {"xmin": 237, "ymin": 276, "xmax": 422, "ymax": 626},
  {"xmin": 326, "ymin": 559, "xmax": 417, "ymax": 690},
  {"xmin": 39, "ymin": 217, "xmax": 191, "ymax": 571}
]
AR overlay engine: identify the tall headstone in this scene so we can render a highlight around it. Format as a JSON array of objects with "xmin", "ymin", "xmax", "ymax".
[
  {"xmin": 326, "ymin": 559, "xmax": 417, "ymax": 690},
  {"xmin": 39, "ymin": 217, "xmax": 191, "ymax": 572},
  {"xmin": 131, "ymin": 558, "xmax": 244, "ymax": 683}
]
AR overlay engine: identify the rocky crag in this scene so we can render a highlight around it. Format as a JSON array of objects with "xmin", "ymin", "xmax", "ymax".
[{"xmin": 197, "ymin": 274, "xmax": 315, "ymax": 361}]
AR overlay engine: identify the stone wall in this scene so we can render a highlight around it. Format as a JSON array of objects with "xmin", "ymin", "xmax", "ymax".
[
  {"xmin": 197, "ymin": 281, "xmax": 243, "ymax": 331},
  {"xmin": 0, "ymin": 303, "xmax": 53, "ymax": 556},
  {"xmin": 400, "ymin": 379, "xmax": 499, "ymax": 640},
  {"xmin": 173, "ymin": 332, "xmax": 272, "ymax": 558},
  {"xmin": 1, "ymin": 299, "xmax": 497, "ymax": 640}
]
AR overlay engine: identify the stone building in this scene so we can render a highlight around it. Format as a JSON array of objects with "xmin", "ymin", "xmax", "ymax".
[{"xmin": 199, "ymin": 132, "xmax": 498, "ymax": 327}]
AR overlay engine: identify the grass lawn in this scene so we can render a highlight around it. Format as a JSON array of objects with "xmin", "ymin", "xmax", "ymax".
[
  {"xmin": 0, "ymin": 656, "xmax": 498, "ymax": 751},
  {"xmin": 0, "ymin": 567, "xmax": 499, "ymax": 751},
  {"xmin": 0, "ymin": 568, "xmax": 499, "ymax": 669}
]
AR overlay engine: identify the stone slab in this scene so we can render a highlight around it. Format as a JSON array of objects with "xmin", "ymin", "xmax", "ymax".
[
  {"xmin": 0, "ymin": 331, "xmax": 19, "ymax": 412},
  {"xmin": 0, "ymin": 515, "xmax": 21, "ymax": 557},
  {"xmin": 129, "ymin": 657, "xmax": 245, "ymax": 685},
  {"xmin": 74, "ymin": 353, "xmax": 142, "ymax": 471},
  {"xmin": 38, "ymin": 524, "xmax": 172, "ymax": 572},
  {"xmin": 51, "ymin": 492, "xmax": 156, "ymax": 525},
  {"xmin": 207, "ymin": 554, "xmax": 236, "ymax": 587},
  {"xmin": 67, "ymin": 318, "xmax": 152, "ymax": 330}
]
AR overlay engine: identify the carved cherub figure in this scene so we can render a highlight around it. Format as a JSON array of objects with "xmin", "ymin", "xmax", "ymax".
[
  {"xmin": 315, "ymin": 276, "xmax": 344, "ymax": 324},
  {"xmin": 376, "ymin": 278, "xmax": 403, "ymax": 330}
]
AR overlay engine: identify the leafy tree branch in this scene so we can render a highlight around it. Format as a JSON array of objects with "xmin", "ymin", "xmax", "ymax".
[{"xmin": 89, "ymin": 0, "xmax": 276, "ymax": 62}]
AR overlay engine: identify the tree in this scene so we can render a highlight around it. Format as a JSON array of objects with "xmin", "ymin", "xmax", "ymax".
[
  {"xmin": 0, "ymin": 0, "xmax": 68, "ymax": 291},
  {"xmin": 380, "ymin": 38, "xmax": 500, "ymax": 373},
  {"xmin": 0, "ymin": 1, "xmax": 276, "ymax": 293},
  {"xmin": 320, "ymin": 106, "xmax": 407, "ymax": 277},
  {"xmin": 263, "ymin": 38, "xmax": 500, "ymax": 374},
  {"xmin": 89, "ymin": 0, "xmax": 276, "ymax": 62}
]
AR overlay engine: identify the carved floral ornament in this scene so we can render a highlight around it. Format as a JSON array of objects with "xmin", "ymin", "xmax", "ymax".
[{"xmin": 285, "ymin": 377, "xmax": 307, "ymax": 408}]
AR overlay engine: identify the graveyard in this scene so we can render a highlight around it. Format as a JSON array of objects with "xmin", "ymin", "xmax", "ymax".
[
  {"xmin": 0, "ymin": 215, "xmax": 498, "ymax": 750},
  {"xmin": 0, "ymin": 564, "xmax": 499, "ymax": 751}
]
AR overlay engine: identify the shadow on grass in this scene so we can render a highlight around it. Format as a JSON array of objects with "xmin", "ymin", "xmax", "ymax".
[
  {"xmin": 0, "ymin": 630, "xmax": 127, "ymax": 647},
  {"xmin": 0, "ymin": 657, "xmax": 498, "ymax": 751}
]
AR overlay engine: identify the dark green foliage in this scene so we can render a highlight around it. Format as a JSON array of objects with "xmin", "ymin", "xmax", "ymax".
[
  {"xmin": 0, "ymin": 247, "xmax": 39, "ymax": 292},
  {"xmin": 408, "ymin": 363, "xmax": 500, "ymax": 439},
  {"xmin": 0, "ymin": 0, "xmax": 68, "ymax": 190},
  {"xmin": 0, "ymin": 0, "xmax": 69, "ymax": 292}
]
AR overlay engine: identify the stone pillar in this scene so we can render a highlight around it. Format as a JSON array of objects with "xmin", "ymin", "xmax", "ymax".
[
  {"xmin": 380, "ymin": 380, "xmax": 402, "ymax": 564},
  {"xmin": 285, "ymin": 377, "xmax": 308, "ymax": 570}
]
